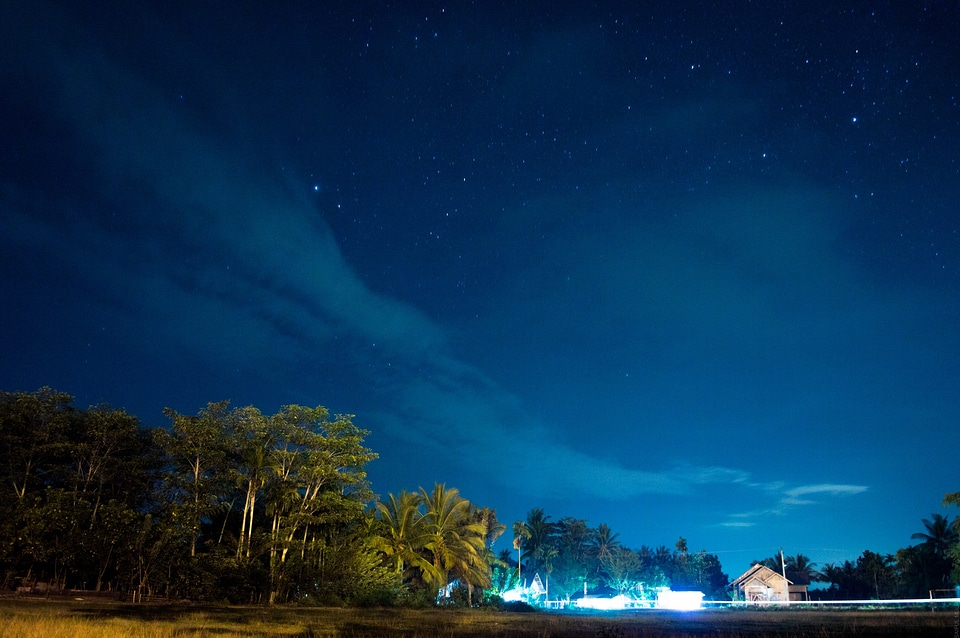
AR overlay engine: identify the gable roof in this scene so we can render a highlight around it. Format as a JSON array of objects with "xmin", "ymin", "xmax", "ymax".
[{"xmin": 730, "ymin": 563, "xmax": 793, "ymax": 588}]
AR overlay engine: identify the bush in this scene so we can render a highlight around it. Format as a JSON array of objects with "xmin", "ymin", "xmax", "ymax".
[{"xmin": 395, "ymin": 586, "xmax": 437, "ymax": 609}]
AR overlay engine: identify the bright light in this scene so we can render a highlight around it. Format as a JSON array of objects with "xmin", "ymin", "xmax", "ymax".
[
  {"xmin": 574, "ymin": 594, "xmax": 643, "ymax": 610},
  {"xmin": 656, "ymin": 589, "xmax": 703, "ymax": 611},
  {"xmin": 500, "ymin": 587, "xmax": 523, "ymax": 602}
]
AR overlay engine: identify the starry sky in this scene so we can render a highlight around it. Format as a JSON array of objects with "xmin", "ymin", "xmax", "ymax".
[{"xmin": 2, "ymin": 2, "xmax": 959, "ymax": 578}]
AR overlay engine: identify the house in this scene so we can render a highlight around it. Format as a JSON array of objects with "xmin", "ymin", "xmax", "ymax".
[{"xmin": 730, "ymin": 564, "xmax": 809, "ymax": 602}]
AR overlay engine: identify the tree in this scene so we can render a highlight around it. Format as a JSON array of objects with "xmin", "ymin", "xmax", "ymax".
[
  {"xmin": 426, "ymin": 485, "xmax": 486, "ymax": 595},
  {"xmin": 0, "ymin": 390, "xmax": 159, "ymax": 592},
  {"xmin": 521, "ymin": 508, "xmax": 557, "ymax": 579},
  {"xmin": 858, "ymin": 550, "xmax": 895, "ymax": 599},
  {"xmin": 602, "ymin": 546, "xmax": 641, "ymax": 594},
  {"xmin": 512, "ymin": 520, "xmax": 530, "ymax": 585},
  {"xmin": 784, "ymin": 553, "xmax": 821, "ymax": 582},
  {"xmin": 591, "ymin": 524, "xmax": 621, "ymax": 567},
  {"xmin": 944, "ymin": 492, "xmax": 960, "ymax": 584},
  {"xmin": 0, "ymin": 387, "xmax": 74, "ymax": 503},
  {"xmin": 372, "ymin": 490, "xmax": 436, "ymax": 584},
  {"xmin": 636, "ymin": 546, "xmax": 669, "ymax": 596},
  {"xmin": 263, "ymin": 405, "xmax": 376, "ymax": 603},
  {"xmin": 909, "ymin": 513, "xmax": 958, "ymax": 591},
  {"xmin": 911, "ymin": 514, "xmax": 958, "ymax": 562},
  {"xmin": 689, "ymin": 551, "xmax": 729, "ymax": 600},
  {"xmin": 419, "ymin": 484, "xmax": 488, "ymax": 604},
  {"xmin": 231, "ymin": 406, "xmax": 274, "ymax": 561},
  {"xmin": 156, "ymin": 401, "xmax": 233, "ymax": 558},
  {"xmin": 473, "ymin": 506, "xmax": 507, "ymax": 594},
  {"xmin": 474, "ymin": 506, "xmax": 506, "ymax": 554},
  {"xmin": 822, "ymin": 551, "xmax": 895, "ymax": 600},
  {"xmin": 550, "ymin": 517, "xmax": 593, "ymax": 601},
  {"xmin": 63, "ymin": 405, "xmax": 157, "ymax": 591},
  {"xmin": 489, "ymin": 549, "xmax": 520, "ymax": 597},
  {"xmin": 822, "ymin": 560, "xmax": 859, "ymax": 599}
]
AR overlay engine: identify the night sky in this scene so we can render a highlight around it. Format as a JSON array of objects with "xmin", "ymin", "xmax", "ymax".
[{"xmin": 3, "ymin": 2, "xmax": 959, "ymax": 578}]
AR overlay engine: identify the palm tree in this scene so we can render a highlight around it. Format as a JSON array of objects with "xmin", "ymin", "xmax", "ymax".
[
  {"xmin": 911, "ymin": 513, "xmax": 959, "ymax": 589},
  {"xmin": 755, "ymin": 552, "xmax": 786, "ymax": 573},
  {"xmin": 512, "ymin": 520, "xmax": 530, "ymax": 586},
  {"xmin": 784, "ymin": 553, "xmax": 822, "ymax": 582},
  {"xmin": 857, "ymin": 550, "xmax": 894, "ymax": 599},
  {"xmin": 475, "ymin": 506, "xmax": 506, "ymax": 551},
  {"xmin": 912, "ymin": 514, "xmax": 959, "ymax": 560},
  {"xmin": 591, "ymin": 523, "xmax": 621, "ymax": 564},
  {"xmin": 420, "ymin": 484, "xmax": 488, "ymax": 602},
  {"xmin": 537, "ymin": 544, "xmax": 559, "ymax": 600},
  {"xmin": 653, "ymin": 545, "xmax": 673, "ymax": 569},
  {"xmin": 522, "ymin": 508, "xmax": 557, "ymax": 578},
  {"xmin": 372, "ymin": 490, "xmax": 437, "ymax": 583},
  {"xmin": 822, "ymin": 560, "xmax": 859, "ymax": 598},
  {"xmin": 474, "ymin": 506, "xmax": 506, "ymax": 582}
]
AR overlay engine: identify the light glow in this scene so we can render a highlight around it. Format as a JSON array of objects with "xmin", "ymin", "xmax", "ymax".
[
  {"xmin": 656, "ymin": 589, "xmax": 704, "ymax": 611},
  {"xmin": 574, "ymin": 594, "xmax": 641, "ymax": 610},
  {"xmin": 500, "ymin": 587, "xmax": 523, "ymax": 602}
]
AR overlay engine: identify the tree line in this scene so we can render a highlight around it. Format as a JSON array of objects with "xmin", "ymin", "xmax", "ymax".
[
  {"xmin": 502, "ymin": 509, "xmax": 729, "ymax": 602},
  {"xmin": 1, "ymin": 388, "xmax": 957, "ymax": 605},
  {"xmin": 0, "ymin": 388, "xmax": 389, "ymax": 604},
  {"xmin": 753, "ymin": 512, "xmax": 959, "ymax": 600}
]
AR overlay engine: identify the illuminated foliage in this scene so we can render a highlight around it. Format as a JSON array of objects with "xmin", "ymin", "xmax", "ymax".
[{"xmin": 370, "ymin": 484, "xmax": 499, "ymax": 605}]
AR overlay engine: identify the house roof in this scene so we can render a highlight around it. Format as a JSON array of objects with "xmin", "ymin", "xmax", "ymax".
[{"xmin": 729, "ymin": 564, "xmax": 793, "ymax": 588}]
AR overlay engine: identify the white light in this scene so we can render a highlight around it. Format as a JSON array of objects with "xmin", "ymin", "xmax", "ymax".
[
  {"xmin": 574, "ymin": 594, "xmax": 638, "ymax": 610},
  {"xmin": 656, "ymin": 589, "xmax": 703, "ymax": 611}
]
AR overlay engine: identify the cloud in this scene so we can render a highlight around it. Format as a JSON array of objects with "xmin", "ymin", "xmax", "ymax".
[
  {"xmin": 781, "ymin": 483, "xmax": 869, "ymax": 506},
  {"xmin": 720, "ymin": 482, "xmax": 868, "ymax": 529}
]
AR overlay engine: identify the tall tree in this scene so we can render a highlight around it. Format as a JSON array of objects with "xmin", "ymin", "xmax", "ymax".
[
  {"xmin": 156, "ymin": 401, "xmax": 233, "ymax": 558},
  {"xmin": 0, "ymin": 387, "xmax": 73, "ymax": 503},
  {"xmin": 910, "ymin": 513, "xmax": 958, "ymax": 591},
  {"xmin": 590, "ymin": 523, "xmax": 621, "ymax": 583},
  {"xmin": 419, "ymin": 483, "xmax": 488, "ymax": 603},
  {"xmin": 858, "ymin": 550, "xmax": 895, "ymax": 599},
  {"xmin": 911, "ymin": 514, "xmax": 958, "ymax": 561},
  {"xmin": 372, "ymin": 490, "xmax": 435, "ymax": 583},
  {"xmin": 784, "ymin": 553, "xmax": 822, "ymax": 582},
  {"xmin": 0, "ymin": 390, "xmax": 159, "ymax": 592},
  {"xmin": 473, "ymin": 506, "xmax": 507, "ymax": 595},
  {"xmin": 551, "ymin": 517, "xmax": 592, "ymax": 600},
  {"xmin": 943, "ymin": 491, "xmax": 960, "ymax": 583},
  {"xmin": 602, "ymin": 546, "xmax": 641, "ymax": 594},
  {"xmin": 522, "ymin": 508, "xmax": 557, "ymax": 579},
  {"xmin": 512, "ymin": 520, "xmax": 530, "ymax": 585},
  {"xmin": 231, "ymin": 406, "xmax": 274, "ymax": 561},
  {"xmin": 264, "ymin": 405, "xmax": 376, "ymax": 603}
]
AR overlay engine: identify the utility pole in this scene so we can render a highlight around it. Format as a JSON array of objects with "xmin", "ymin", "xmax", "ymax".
[{"xmin": 780, "ymin": 548, "xmax": 788, "ymax": 603}]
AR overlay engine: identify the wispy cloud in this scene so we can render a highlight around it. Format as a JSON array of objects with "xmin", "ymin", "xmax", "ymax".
[
  {"xmin": 782, "ymin": 483, "xmax": 869, "ymax": 506},
  {"xmin": 720, "ymin": 482, "xmax": 869, "ymax": 529}
]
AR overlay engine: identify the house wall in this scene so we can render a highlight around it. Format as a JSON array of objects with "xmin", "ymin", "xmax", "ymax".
[{"xmin": 740, "ymin": 576, "xmax": 788, "ymax": 601}]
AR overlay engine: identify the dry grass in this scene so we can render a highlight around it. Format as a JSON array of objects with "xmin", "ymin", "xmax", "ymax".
[{"xmin": 0, "ymin": 598, "xmax": 954, "ymax": 637}]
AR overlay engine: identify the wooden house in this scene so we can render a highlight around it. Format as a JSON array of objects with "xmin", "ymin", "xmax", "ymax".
[{"xmin": 730, "ymin": 564, "xmax": 809, "ymax": 602}]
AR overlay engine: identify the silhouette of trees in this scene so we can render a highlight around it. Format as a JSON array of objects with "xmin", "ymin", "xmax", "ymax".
[{"xmin": 3, "ymin": 386, "xmax": 957, "ymax": 607}]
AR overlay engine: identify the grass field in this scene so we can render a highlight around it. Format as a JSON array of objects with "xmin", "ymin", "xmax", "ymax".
[{"xmin": 0, "ymin": 598, "xmax": 955, "ymax": 637}]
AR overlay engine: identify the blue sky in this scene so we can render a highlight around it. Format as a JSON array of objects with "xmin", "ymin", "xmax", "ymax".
[{"xmin": 2, "ymin": 2, "xmax": 959, "ymax": 577}]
